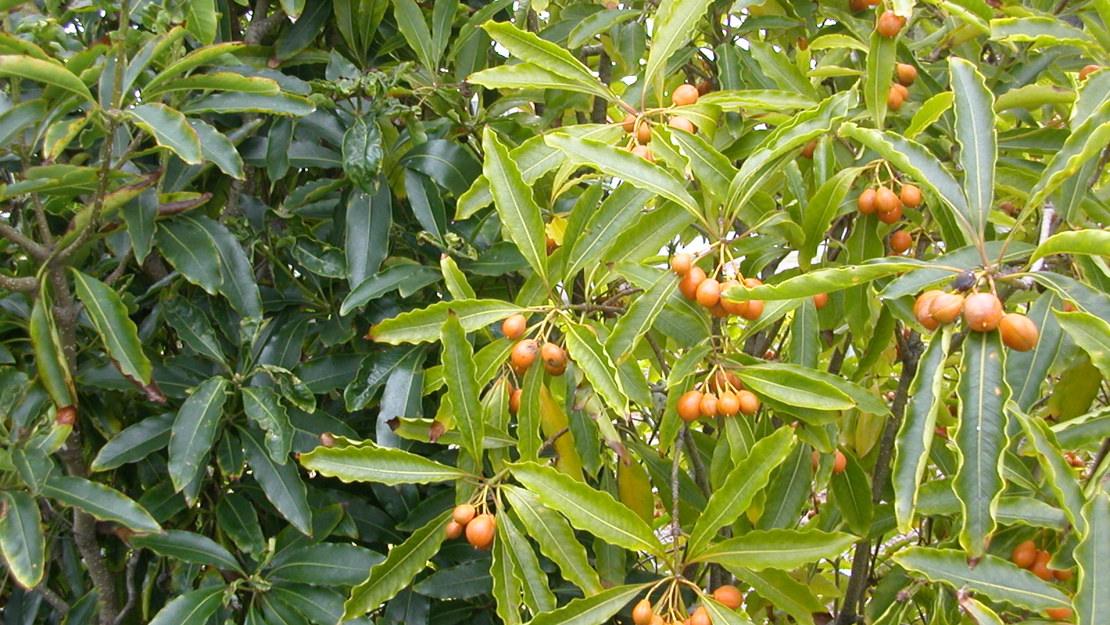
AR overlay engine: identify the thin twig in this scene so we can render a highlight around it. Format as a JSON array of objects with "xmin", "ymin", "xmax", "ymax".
[
  {"xmin": 0, "ymin": 220, "xmax": 49, "ymax": 260},
  {"xmin": 110, "ymin": 550, "xmax": 142, "ymax": 625}
]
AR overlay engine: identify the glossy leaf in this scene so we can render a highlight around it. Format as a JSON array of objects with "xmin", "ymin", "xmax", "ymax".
[
  {"xmin": 0, "ymin": 54, "xmax": 93, "ymax": 102},
  {"xmin": 42, "ymin": 476, "xmax": 160, "ymax": 533},
  {"xmin": 693, "ymin": 529, "xmax": 857, "ymax": 570},
  {"xmin": 0, "ymin": 491, "xmax": 45, "ymax": 587},
  {"xmin": 1076, "ymin": 493, "xmax": 1110, "ymax": 625},
  {"xmin": 480, "ymin": 22, "xmax": 610, "ymax": 100},
  {"xmin": 949, "ymin": 57, "xmax": 996, "ymax": 236},
  {"xmin": 168, "ymin": 377, "xmax": 229, "ymax": 494},
  {"xmin": 299, "ymin": 443, "xmax": 469, "ymax": 484},
  {"xmin": 242, "ymin": 428, "xmax": 312, "ymax": 535},
  {"xmin": 502, "ymin": 486, "xmax": 603, "ymax": 595},
  {"xmin": 481, "ymin": 128, "xmax": 548, "ymax": 281},
  {"xmin": 894, "ymin": 547, "xmax": 1070, "ymax": 611},
  {"xmin": 440, "ymin": 312, "xmax": 484, "ymax": 463},
  {"xmin": 270, "ymin": 543, "xmax": 383, "ymax": 585},
  {"xmin": 71, "ymin": 270, "xmax": 152, "ymax": 385},
  {"xmin": 369, "ymin": 299, "xmax": 525, "ymax": 344},
  {"xmin": 242, "ymin": 386, "xmax": 293, "ymax": 463},
  {"xmin": 644, "ymin": 0, "xmax": 714, "ymax": 90},
  {"xmin": 527, "ymin": 583, "xmax": 648, "ymax": 625},
  {"xmin": 148, "ymin": 586, "xmax": 225, "ymax": 625},
  {"xmin": 563, "ymin": 321, "xmax": 627, "ymax": 416},
  {"xmin": 1055, "ymin": 310, "xmax": 1110, "ymax": 379},
  {"xmin": 130, "ymin": 529, "xmax": 243, "ymax": 573},
  {"xmin": 126, "ymin": 103, "xmax": 203, "ymax": 165}
]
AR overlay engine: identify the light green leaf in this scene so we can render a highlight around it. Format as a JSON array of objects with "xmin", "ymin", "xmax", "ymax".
[
  {"xmin": 1032, "ymin": 229, "xmax": 1110, "ymax": 262},
  {"xmin": 953, "ymin": 332, "xmax": 1009, "ymax": 557},
  {"xmin": 527, "ymin": 583, "xmax": 649, "ymax": 625},
  {"xmin": 503, "ymin": 486, "xmax": 603, "ymax": 595},
  {"xmin": 145, "ymin": 72, "xmax": 280, "ymax": 97},
  {"xmin": 70, "ymin": 270, "xmax": 152, "ymax": 386},
  {"xmin": 370, "ymin": 299, "xmax": 525, "ymax": 344},
  {"xmin": 480, "ymin": 21, "xmax": 611, "ymax": 100},
  {"xmin": 563, "ymin": 185, "xmax": 653, "ymax": 281},
  {"xmin": 606, "ymin": 272, "xmax": 677, "ymax": 362},
  {"xmin": 440, "ymin": 312, "xmax": 484, "ymax": 464},
  {"xmin": 736, "ymin": 365, "xmax": 854, "ymax": 411},
  {"xmin": 299, "ymin": 443, "xmax": 469, "ymax": 484},
  {"xmin": 1016, "ymin": 410, "xmax": 1086, "ymax": 533},
  {"xmin": 482, "ymin": 127, "xmax": 548, "ymax": 281},
  {"xmin": 1076, "ymin": 493, "xmax": 1110, "ymax": 625},
  {"xmin": 894, "ymin": 547, "xmax": 1070, "ymax": 611},
  {"xmin": 1055, "ymin": 310, "xmax": 1110, "ymax": 379},
  {"xmin": 905, "ymin": 91, "xmax": 954, "ymax": 139},
  {"xmin": 563, "ymin": 321, "xmax": 627, "ymax": 416},
  {"xmin": 949, "ymin": 57, "xmax": 996, "ymax": 236},
  {"xmin": 0, "ymin": 55, "xmax": 93, "ymax": 102},
  {"xmin": 184, "ymin": 0, "xmax": 217, "ymax": 44},
  {"xmin": 0, "ymin": 491, "xmax": 45, "ymax": 587},
  {"xmin": 730, "ymin": 567, "xmax": 824, "ymax": 625},
  {"xmin": 692, "ymin": 528, "xmax": 856, "ymax": 570},
  {"xmin": 187, "ymin": 119, "xmax": 245, "ymax": 180},
  {"xmin": 43, "ymin": 476, "xmax": 161, "ymax": 533},
  {"xmin": 1028, "ymin": 99, "xmax": 1110, "ymax": 209},
  {"xmin": 469, "ymin": 63, "xmax": 611, "ymax": 96},
  {"xmin": 864, "ymin": 28, "xmax": 897, "ymax": 128},
  {"xmin": 343, "ymin": 511, "xmax": 449, "ymax": 618},
  {"xmin": 392, "ymin": 0, "xmax": 436, "ymax": 70},
  {"xmin": 126, "ymin": 103, "xmax": 203, "ymax": 165},
  {"xmin": 510, "ymin": 462, "xmax": 663, "ymax": 556},
  {"xmin": 990, "ymin": 16, "xmax": 1098, "ymax": 51},
  {"xmin": 644, "ymin": 0, "xmax": 714, "ymax": 91}
]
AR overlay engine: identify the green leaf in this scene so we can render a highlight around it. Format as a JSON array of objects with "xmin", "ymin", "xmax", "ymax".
[
  {"xmin": 0, "ymin": 491, "xmax": 45, "ymax": 587},
  {"xmin": 736, "ymin": 365, "xmax": 854, "ymax": 411},
  {"xmin": 990, "ymin": 16, "xmax": 1098, "ymax": 51},
  {"xmin": 699, "ymin": 89, "xmax": 817, "ymax": 110},
  {"xmin": 692, "ymin": 529, "xmax": 856, "ymax": 570},
  {"xmin": 1029, "ymin": 271, "xmax": 1110, "ymax": 322},
  {"xmin": 91, "ymin": 414, "xmax": 173, "ymax": 472},
  {"xmin": 499, "ymin": 507, "xmax": 556, "ymax": 612},
  {"xmin": 392, "ymin": 0, "xmax": 435, "ymax": 70},
  {"xmin": 131, "ymin": 529, "xmax": 244, "ymax": 573},
  {"xmin": 370, "ymin": 299, "xmax": 525, "ymax": 344},
  {"xmin": 1031, "ymin": 229, "xmax": 1110, "ymax": 262},
  {"xmin": 169, "ymin": 377, "xmax": 229, "ymax": 495},
  {"xmin": 1055, "ymin": 310, "xmax": 1110, "ymax": 379},
  {"xmin": 469, "ymin": 63, "xmax": 613, "ymax": 96},
  {"xmin": 184, "ymin": 0, "xmax": 217, "ymax": 44},
  {"xmin": 343, "ymin": 510, "xmax": 449, "ymax": 618},
  {"xmin": 241, "ymin": 428, "xmax": 312, "ymax": 535},
  {"xmin": 269, "ymin": 584, "xmax": 344, "ymax": 625},
  {"xmin": 730, "ymin": 567, "xmax": 824, "ymax": 625},
  {"xmin": 480, "ymin": 22, "xmax": 611, "ymax": 100},
  {"xmin": 1076, "ymin": 493, "xmax": 1110, "ymax": 625},
  {"xmin": 215, "ymin": 493, "xmax": 265, "ymax": 554},
  {"xmin": 181, "ymin": 92, "xmax": 316, "ymax": 116},
  {"xmin": 413, "ymin": 560, "xmax": 492, "ymax": 599},
  {"xmin": 1028, "ymin": 99, "xmax": 1110, "ymax": 209},
  {"xmin": 644, "ymin": 0, "xmax": 714, "ymax": 90},
  {"xmin": 148, "ymin": 586, "xmax": 225, "ymax": 625},
  {"xmin": 145, "ymin": 72, "xmax": 280, "ymax": 97},
  {"xmin": 801, "ymin": 167, "xmax": 863, "ymax": 266},
  {"xmin": 29, "ymin": 297, "xmax": 75, "ymax": 408},
  {"xmin": 949, "ymin": 56, "xmax": 996, "ymax": 236},
  {"xmin": 71, "ymin": 270, "xmax": 152, "ymax": 386},
  {"xmin": 481, "ymin": 128, "xmax": 548, "ymax": 281},
  {"xmin": 341, "ymin": 265, "xmax": 439, "ymax": 316},
  {"xmin": 893, "ymin": 329, "xmax": 952, "ymax": 531},
  {"xmin": 270, "ymin": 543, "xmax": 383, "ymax": 585},
  {"xmin": 185, "ymin": 215, "xmax": 261, "ymax": 319},
  {"xmin": 43, "ymin": 476, "xmax": 160, "ymax": 533},
  {"xmin": 510, "ymin": 462, "xmax": 663, "ymax": 556},
  {"xmin": 299, "ymin": 443, "xmax": 469, "ymax": 484},
  {"xmin": 1016, "ymin": 411, "xmax": 1086, "ymax": 533},
  {"xmin": 440, "ymin": 313, "xmax": 484, "ymax": 463},
  {"xmin": 831, "ymin": 452, "xmax": 874, "ymax": 536},
  {"xmin": 544, "ymin": 134, "xmax": 702, "ymax": 224},
  {"xmin": 342, "ymin": 117, "xmax": 383, "ymax": 193},
  {"xmin": 345, "ymin": 187, "xmax": 391, "ymax": 291},
  {"xmin": 126, "ymin": 103, "xmax": 203, "ymax": 165},
  {"xmin": 187, "ymin": 119, "xmax": 245, "ymax": 180},
  {"xmin": 606, "ymin": 272, "xmax": 677, "ymax": 362},
  {"xmin": 1007, "ymin": 292, "xmax": 1064, "ymax": 410},
  {"xmin": 527, "ymin": 583, "xmax": 649, "ymax": 625},
  {"xmin": 953, "ymin": 331, "xmax": 1009, "ymax": 557},
  {"xmin": 686, "ymin": 428, "xmax": 796, "ymax": 557},
  {"xmin": 725, "ymin": 260, "xmax": 925, "ymax": 302},
  {"xmin": 905, "ymin": 91, "xmax": 955, "ymax": 139},
  {"xmin": 503, "ymin": 485, "xmax": 603, "ymax": 595},
  {"xmin": 155, "ymin": 218, "xmax": 224, "ymax": 295},
  {"xmin": 894, "ymin": 547, "xmax": 1071, "ymax": 611},
  {"xmin": 242, "ymin": 386, "xmax": 292, "ymax": 463},
  {"xmin": 162, "ymin": 300, "xmax": 226, "ymax": 364},
  {"xmin": 864, "ymin": 28, "xmax": 897, "ymax": 128},
  {"xmin": 0, "ymin": 54, "xmax": 93, "ymax": 102},
  {"xmin": 563, "ymin": 321, "xmax": 627, "ymax": 416},
  {"xmin": 491, "ymin": 515, "xmax": 523, "ymax": 625}
]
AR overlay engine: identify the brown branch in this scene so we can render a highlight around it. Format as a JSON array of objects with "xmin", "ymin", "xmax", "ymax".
[
  {"xmin": 245, "ymin": 0, "xmax": 286, "ymax": 45},
  {"xmin": 537, "ymin": 426, "xmax": 570, "ymax": 456},
  {"xmin": 0, "ymin": 274, "xmax": 38, "ymax": 292},
  {"xmin": 0, "ymin": 220, "xmax": 49, "ymax": 260},
  {"xmin": 682, "ymin": 426, "xmax": 711, "ymax": 498},
  {"xmin": 35, "ymin": 584, "xmax": 70, "ymax": 613}
]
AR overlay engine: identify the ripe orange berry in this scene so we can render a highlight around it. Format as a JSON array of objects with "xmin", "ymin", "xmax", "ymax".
[
  {"xmin": 632, "ymin": 599, "xmax": 653, "ymax": 625},
  {"xmin": 631, "ymin": 145, "xmax": 655, "ymax": 162},
  {"xmin": 679, "ymin": 266, "xmax": 707, "ymax": 300},
  {"xmin": 1079, "ymin": 64, "xmax": 1100, "ymax": 81},
  {"xmin": 689, "ymin": 606, "xmax": 711, "ymax": 625},
  {"xmin": 671, "ymin": 252, "xmax": 693, "ymax": 276},
  {"xmin": 900, "ymin": 184, "xmax": 922, "ymax": 208},
  {"xmin": 801, "ymin": 139, "xmax": 818, "ymax": 159},
  {"xmin": 876, "ymin": 186, "xmax": 901, "ymax": 214},
  {"xmin": 878, "ymin": 205, "xmax": 903, "ymax": 224},
  {"xmin": 672, "ymin": 83, "xmax": 700, "ymax": 106},
  {"xmin": 696, "ymin": 278, "xmax": 722, "ymax": 308},
  {"xmin": 712, "ymin": 585, "xmax": 743, "ymax": 609},
  {"xmin": 999, "ymin": 313, "xmax": 1039, "ymax": 351},
  {"xmin": 892, "ymin": 83, "xmax": 910, "ymax": 100},
  {"xmin": 849, "ymin": 0, "xmax": 867, "ymax": 10},
  {"xmin": 1045, "ymin": 607, "xmax": 1073, "ymax": 621},
  {"xmin": 636, "ymin": 120, "xmax": 652, "ymax": 144},
  {"xmin": 719, "ymin": 280, "xmax": 747, "ymax": 316},
  {"xmin": 928, "ymin": 292, "xmax": 965, "ymax": 324},
  {"xmin": 510, "ymin": 339, "xmax": 539, "ymax": 372},
  {"xmin": 445, "ymin": 521, "xmax": 464, "ymax": 539},
  {"xmin": 621, "ymin": 113, "xmax": 637, "ymax": 132},
  {"xmin": 669, "ymin": 115, "xmax": 696, "ymax": 133},
  {"xmin": 678, "ymin": 390, "xmax": 704, "ymax": 422},
  {"xmin": 466, "ymin": 513, "xmax": 496, "ymax": 550},
  {"xmin": 963, "ymin": 293, "xmax": 1004, "ymax": 332},
  {"xmin": 741, "ymin": 299, "xmax": 765, "ymax": 321},
  {"xmin": 832, "ymin": 449, "xmax": 848, "ymax": 474},
  {"xmin": 887, "ymin": 84, "xmax": 905, "ymax": 111},
  {"xmin": 708, "ymin": 303, "xmax": 729, "ymax": 318},
  {"xmin": 1053, "ymin": 568, "xmax": 1073, "ymax": 582},
  {"xmin": 544, "ymin": 361, "xmax": 567, "ymax": 376},
  {"xmin": 649, "ymin": 615, "xmax": 665, "ymax": 625},
  {"xmin": 877, "ymin": 10, "xmax": 905, "ymax": 38},
  {"xmin": 56, "ymin": 405, "xmax": 77, "ymax": 426},
  {"xmin": 1031, "ymin": 550, "xmax": 1053, "ymax": 581},
  {"xmin": 509, "ymin": 388, "xmax": 522, "ymax": 414},
  {"xmin": 453, "ymin": 503, "xmax": 476, "ymax": 525},
  {"xmin": 541, "ymin": 342, "xmax": 567, "ymax": 369},
  {"xmin": 718, "ymin": 391, "xmax": 740, "ymax": 416},
  {"xmin": 699, "ymin": 392, "xmax": 719, "ymax": 417},
  {"xmin": 896, "ymin": 63, "xmax": 918, "ymax": 86},
  {"xmin": 858, "ymin": 188, "xmax": 878, "ymax": 214},
  {"xmin": 890, "ymin": 230, "xmax": 912, "ymax": 254},
  {"xmin": 914, "ymin": 290, "xmax": 944, "ymax": 330},
  {"xmin": 502, "ymin": 313, "xmax": 527, "ymax": 340},
  {"xmin": 1011, "ymin": 540, "xmax": 1037, "ymax": 569},
  {"xmin": 737, "ymin": 389, "xmax": 760, "ymax": 415},
  {"xmin": 812, "ymin": 292, "xmax": 828, "ymax": 309}
]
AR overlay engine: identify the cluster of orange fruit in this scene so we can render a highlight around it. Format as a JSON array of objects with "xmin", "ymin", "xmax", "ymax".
[
  {"xmin": 1010, "ymin": 540, "xmax": 1074, "ymax": 621},
  {"xmin": 677, "ymin": 369, "xmax": 760, "ymax": 423},
  {"xmin": 631, "ymin": 585, "xmax": 743, "ymax": 625},
  {"xmin": 671, "ymin": 253, "xmax": 765, "ymax": 321},
  {"xmin": 913, "ymin": 290, "xmax": 1039, "ymax": 350},
  {"xmin": 620, "ymin": 83, "xmax": 704, "ymax": 162},
  {"xmin": 889, "ymin": 62, "xmax": 916, "ymax": 111},
  {"xmin": 503, "ymin": 313, "xmax": 568, "ymax": 377},
  {"xmin": 876, "ymin": 9, "xmax": 907, "ymax": 37},
  {"xmin": 857, "ymin": 182, "xmax": 921, "ymax": 253},
  {"xmin": 445, "ymin": 503, "xmax": 496, "ymax": 550}
]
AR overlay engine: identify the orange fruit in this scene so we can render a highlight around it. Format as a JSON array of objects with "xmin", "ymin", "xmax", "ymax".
[
  {"xmin": 544, "ymin": 361, "xmax": 566, "ymax": 376},
  {"xmin": 502, "ymin": 313, "xmax": 527, "ymax": 340},
  {"xmin": 671, "ymin": 253, "xmax": 693, "ymax": 276},
  {"xmin": 669, "ymin": 116, "xmax": 696, "ymax": 133},
  {"xmin": 1079, "ymin": 64, "xmax": 1100, "ymax": 81},
  {"xmin": 509, "ymin": 388, "xmax": 522, "ymax": 414},
  {"xmin": 445, "ymin": 521, "xmax": 464, "ymax": 539},
  {"xmin": 679, "ymin": 266, "xmax": 707, "ymax": 300},
  {"xmin": 1045, "ymin": 607, "xmax": 1073, "ymax": 621},
  {"xmin": 832, "ymin": 449, "xmax": 848, "ymax": 474},
  {"xmin": 678, "ymin": 390, "xmax": 704, "ymax": 422},
  {"xmin": 963, "ymin": 293, "xmax": 1003, "ymax": 331},
  {"xmin": 699, "ymin": 392, "xmax": 719, "ymax": 417},
  {"xmin": 718, "ymin": 391, "xmax": 740, "ymax": 416},
  {"xmin": 737, "ymin": 390, "xmax": 760, "ymax": 415},
  {"xmin": 632, "ymin": 599, "xmax": 653, "ymax": 625},
  {"xmin": 621, "ymin": 113, "xmax": 637, "ymax": 133},
  {"xmin": 928, "ymin": 292, "xmax": 965, "ymax": 324},
  {"xmin": 672, "ymin": 84, "xmax": 700, "ymax": 106},
  {"xmin": 631, "ymin": 145, "xmax": 655, "ymax": 162},
  {"xmin": 999, "ymin": 313, "xmax": 1038, "ymax": 351},
  {"xmin": 1031, "ymin": 550, "xmax": 1053, "ymax": 581},
  {"xmin": 878, "ymin": 204, "xmax": 903, "ymax": 224},
  {"xmin": 1053, "ymin": 568, "xmax": 1073, "ymax": 582},
  {"xmin": 453, "ymin": 503, "xmax": 476, "ymax": 525},
  {"xmin": 876, "ymin": 186, "xmax": 901, "ymax": 213},
  {"xmin": 896, "ymin": 63, "xmax": 917, "ymax": 86},
  {"xmin": 900, "ymin": 184, "xmax": 922, "ymax": 207},
  {"xmin": 56, "ymin": 405, "xmax": 77, "ymax": 426},
  {"xmin": 510, "ymin": 339, "xmax": 539, "ymax": 371},
  {"xmin": 649, "ymin": 615, "xmax": 664, "ymax": 625},
  {"xmin": 849, "ymin": 0, "xmax": 868, "ymax": 10},
  {"xmin": 636, "ymin": 120, "xmax": 652, "ymax": 144},
  {"xmin": 801, "ymin": 139, "xmax": 818, "ymax": 159},
  {"xmin": 1011, "ymin": 540, "xmax": 1037, "ymax": 569},
  {"xmin": 466, "ymin": 513, "xmax": 496, "ymax": 550},
  {"xmin": 858, "ymin": 188, "xmax": 878, "ymax": 214},
  {"xmin": 689, "ymin": 606, "xmax": 711, "ymax": 625},
  {"xmin": 812, "ymin": 292, "xmax": 828, "ymax": 309},
  {"xmin": 712, "ymin": 585, "xmax": 743, "ymax": 609},
  {"xmin": 719, "ymin": 280, "xmax": 747, "ymax": 316},
  {"xmin": 890, "ymin": 230, "xmax": 912, "ymax": 254},
  {"xmin": 541, "ymin": 342, "xmax": 567, "ymax": 369},
  {"xmin": 708, "ymin": 303, "xmax": 729, "ymax": 318},
  {"xmin": 696, "ymin": 278, "xmax": 722, "ymax": 308},
  {"xmin": 887, "ymin": 85, "xmax": 905, "ymax": 111},
  {"xmin": 741, "ymin": 299, "xmax": 765, "ymax": 320},
  {"xmin": 914, "ymin": 290, "xmax": 944, "ymax": 330},
  {"xmin": 877, "ymin": 10, "xmax": 905, "ymax": 37}
]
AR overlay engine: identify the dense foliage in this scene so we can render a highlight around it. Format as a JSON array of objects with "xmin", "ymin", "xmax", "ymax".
[{"xmin": 2, "ymin": 0, "xmax": 1110, "ymax": 624}]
